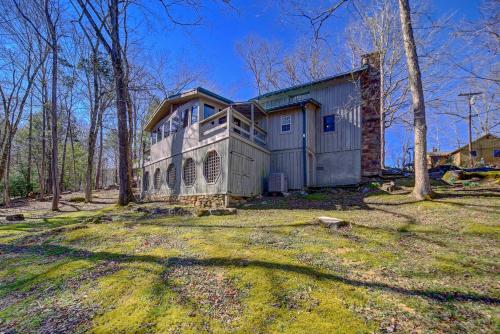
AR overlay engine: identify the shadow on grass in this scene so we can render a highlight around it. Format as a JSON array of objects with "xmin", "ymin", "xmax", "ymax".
[
  {"xmin": 1, "ymin": 242, "xmax": 498, "ymax": 305},
  {"xmin": 124, "ymin": 221, "xmax": 319, "ymax": 229}
]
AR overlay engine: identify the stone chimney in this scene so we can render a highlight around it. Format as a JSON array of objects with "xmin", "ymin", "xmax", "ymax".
[{"xmin": 360, "ymin": 52, "xmax": 381, "ymax": 177}]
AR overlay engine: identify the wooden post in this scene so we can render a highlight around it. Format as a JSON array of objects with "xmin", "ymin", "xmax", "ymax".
[
  {"xmin": 250, "ymin": 104, "xmax": 255, "ymax": 143},
  {"xmin": 227, "ymin": 107, "xmax": 232, "ymax": 137}
]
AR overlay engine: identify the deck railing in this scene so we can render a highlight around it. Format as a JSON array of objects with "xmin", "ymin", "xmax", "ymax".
[{"xmin": 199, "ymin": 107, "xmax": 267, "ymax": 148}]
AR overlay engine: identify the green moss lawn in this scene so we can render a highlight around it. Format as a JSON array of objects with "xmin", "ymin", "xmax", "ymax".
[{"xmin": 0, "ymin": 184, "xmax": 499, "ymax": 333}]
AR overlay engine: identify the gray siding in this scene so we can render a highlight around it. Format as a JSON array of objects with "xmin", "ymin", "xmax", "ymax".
[
  {"xmin": 143, "ymin": 139, "xmax": 229, "ymax": 196},
  {"xmin": 270, "ymin": 149, "xmax": 304, "ymax": 190},
  {"xmin": 228, "ymin": 137, "xmax": 270, "ymax": 196},
  {"xmin": 315, "ymin": 150, "xmax": 361, "ymax": 186},
  {"xmin": 258, "ymin": 77, "xmax": 362, "ymax": 187},
  {"xmin": 266, "ymin": 109, "xmax": 303, "ymax": 151}
]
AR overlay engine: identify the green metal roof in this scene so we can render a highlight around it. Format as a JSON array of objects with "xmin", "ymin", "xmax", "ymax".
[
  {"xmin": 252, "ymin": 66, "xmax": 367, "ymax": 100},
  {"xmin": 166, "ymin": 87, "xmax": 233, "ymax": 104}
]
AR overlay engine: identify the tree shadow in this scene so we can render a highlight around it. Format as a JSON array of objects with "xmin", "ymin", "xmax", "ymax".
[
  {"xmin": 1, "ymin": 242, "xmax": 498, "ymax": 305},
  {"xmin": 124, "ymin": 220, "xmax": 319, "ymax": 230}
]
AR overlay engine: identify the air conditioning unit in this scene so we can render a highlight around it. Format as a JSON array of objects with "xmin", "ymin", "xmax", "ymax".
[{"xmin": 268, "ymin": 173, "xmax": 288, "ymax": 193}]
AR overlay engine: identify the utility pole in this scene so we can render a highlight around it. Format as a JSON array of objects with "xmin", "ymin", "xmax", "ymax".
[{"xmin": 458, "ymin": 92, "xmax": 482, "ymax": 167}]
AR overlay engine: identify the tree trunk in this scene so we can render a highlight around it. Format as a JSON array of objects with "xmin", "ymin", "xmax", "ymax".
[
  {"xmin": 398, "ymin": 0, "xmax": 432, "ymax": 200},
  {"xmin": 3, "ymin": 138, "xmax": 12, "ymax": 207},
  {"xmin": 110, "ymin": 0, "xmax": 134, "ymax": 205},
  {"xmin": 95, "ymin": 109, "xmax": 104, "ymax": 190},
  {"xmin": 46, "ymin": 1, "xmax": 59, "ymax": 211},
  {"xmin": 60, "ymin": 111, "xmax": 70, "ymax": 192},
  {"xmin": 27, "ymin": 95, "xmax": 33, "ymax": 193},
  {"xmin": 39, "ymin": 68, "xmax": 47, "ymax": 200},
  {"xmin": 68, "ymin": 116, "xmax": 77, "ymax": 192},
  {"xmin": 84, "ymin": 50, "xmax": 100, "ymax": 203}
]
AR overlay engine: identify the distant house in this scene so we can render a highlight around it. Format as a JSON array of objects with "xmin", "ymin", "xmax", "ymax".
[
  {"xmin": 427, "ymin": 150, "xmax": 450, "ymax": 168},
  {"xmin": 140, "ymin": 53, "xmax": 381, "ymax": 207},
  {"xmin": 448, "ymin": 133, "xmax": 500, "ymax": 167}
]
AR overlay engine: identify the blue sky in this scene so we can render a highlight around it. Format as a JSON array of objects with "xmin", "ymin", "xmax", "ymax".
[{"xmin": 134, "ymin": 0, "xmax": 488, "ymax": 165}]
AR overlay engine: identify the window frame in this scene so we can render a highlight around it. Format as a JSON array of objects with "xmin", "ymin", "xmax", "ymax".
[
  {"xmin": 323, "ymin": 114, "xmax": 335, "ymax": 133},
  {"xmin": 153, "ymin": 168, "xmax": 161, "ymax": 190},
  {"xmin": 163, "ymin": 119, "xmax": 170, "ymax": 138},
  {"xmin": 204, "ymin": 104, "xmax": 215, "ymax": 119},
  {"xmin": 191, "ymin": 105, "xmax": 199, "ymax": 125},
  {"xmin": 166, "ymin": 163, "xmax": 176, "ymax": 189},
  {"xmin": 203, "ymin": 150, "xmax": 222, "ymax": 184},
  {"xmin": 182, "ymin": 108, "xmax": 189, "ymax": 128},
  {"xmin": 182, "ymin": 158, "xmax": 196, "ymax": 187},
  {"xmin": 280, "ymin": 115, "xmax": 292, "ymax": 134}
]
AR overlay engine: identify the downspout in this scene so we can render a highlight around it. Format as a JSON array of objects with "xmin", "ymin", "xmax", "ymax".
[{"xmin": 302, "ymin": 105, "xmax": 307, "ymax": 189}]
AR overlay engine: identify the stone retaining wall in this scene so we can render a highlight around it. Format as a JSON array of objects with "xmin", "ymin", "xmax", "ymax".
[{"xmin": 145, "ymin": 193, "xmax": 227, "ymax": 208}]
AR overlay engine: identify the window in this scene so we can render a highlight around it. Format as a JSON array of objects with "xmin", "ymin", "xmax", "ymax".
[
  {"xmin": 323, "ymin": 115, "xmax": 335, "ymax": 132},
  {"xmin": 183, "ymin": 158, "xmax": 196, "ymax": 186},
  {"xmin": 171, "ymin": 114, "xmax": 180, "ymax": 133},
  {"xmin": 281, "ymin": 115, "xmax": 291, "ymax": 133},
  {"xmin": 166, "ymin": 163, "xmax": 176, "ymax": 189},
  {"xmin": 494, "ymin": 150, "xmax": 500, "ymax": 158},
  {"xmin": 143, "ymin": 171, "xmax": 150, "ymax": 191},
  {"xmin": 471, "ymin": 150, "xmax": 477, "ymax": 157},
  {"xmin": 156, "ymin": 128, "xmax": 162, "ymax": 142},
  {"xmin": 151, "ymin": 132, "xmax": 156, "ymax": 145},
  {"xmin": 183, "ymin": 109, "xmax": 189, "ymax": 128},
  {"xmin": 204, "ymin": 150, "xmax": 221, "ymax": 183},
  {"xmin": 218, "ymin": 116, "xmax": 227, "ymax": 124},
  {"xmin": 191, "ymin": 105, "xmax": 199, "ymax": 125},
  {"xmin": 153, "ymin": 168, "xmax": 161, "ymax": 190},
  {"xmin": 204, "ymin": 104, "xmax": 215, "ymax": 119},
  {"xmin": 163, "ymin": 120, "xmax": 170, "ymax": 138}
]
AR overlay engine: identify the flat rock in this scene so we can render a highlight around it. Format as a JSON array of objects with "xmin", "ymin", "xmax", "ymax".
[
  {"xmin": 210, "ymin": 208, "xmax": 237, "ymax": 216},
  {"xmin": 195, "ymin": 208, "xmax": 237, "ymax": 217},
  {"xmin": 6, "ymin": 214, "xmax": 25, "ymax": 221},
  {"xmin": 317, "ymin": 216, "xmax": 350, "ymax": 229}
]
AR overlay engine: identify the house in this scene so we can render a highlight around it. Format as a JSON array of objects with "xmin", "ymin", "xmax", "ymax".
[
  {"xmin": 448, "ymin": 133, "xmax": 500, "ymax": 167},
  {"xmin": 427, "ymin": 150, "xmax": 450, "ymax": 168},
  {"xmin": 140, "ymin": 53, "xmax": 381, "ymax": 207}
]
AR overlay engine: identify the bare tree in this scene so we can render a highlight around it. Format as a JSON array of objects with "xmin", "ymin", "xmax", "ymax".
[
  {"xmin": 236, "ymin": 36, "xmax": 283, "ymax": 95},
  {"xmin": 13, "ymin": 0, "xmax": 63, "ymax": 210},
  {"xmin": 398, "ymin": 0, "xmax": 432, "ymax": 199},
  {"xmin": 0, "ymin": 5, "xmax": 48, "ymax": 205},
  {"xmin": 75, "ymin": 0, "xmax": 135, "ymax": 205}
]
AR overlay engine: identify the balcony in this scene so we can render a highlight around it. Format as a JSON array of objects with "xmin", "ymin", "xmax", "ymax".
[{"xmin": 199, "ymin": 102, "xmax": 268, "ymax": 149}]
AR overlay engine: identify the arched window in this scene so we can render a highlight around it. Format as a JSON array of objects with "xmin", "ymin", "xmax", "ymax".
[
  {"xmin": 183, "ymin": 158, "xmax": 196, "ymax": 186},
  {"xmin": 153, "ymin": 168, "xmax": 161, "ymax": 190},
  {"xmin": 203, "ymin": 150, "xmax": 221, "ymax": 183},
  {"xmin": 143, "ymin": 171, "xmax": 150, "ymax": 191},
  {"xmin": 166, "ymin": 163, "xmax": 176, "ymax": 189}
]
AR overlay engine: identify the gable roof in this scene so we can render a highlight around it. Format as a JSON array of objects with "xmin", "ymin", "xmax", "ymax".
[
  {"xmin": 449, "ymin": 133, "xmax": 499, "ymax": 155},
  {"xmin": 144, "ymin": 87, "xmax": 233, "ymax": 131},
  {"xmin": 266, "ymin": 98, "xmax": 321, "ymax": 113},
  {"xmin": 253, "ymin": 65, "xmax": 367, "ymax": 100}
]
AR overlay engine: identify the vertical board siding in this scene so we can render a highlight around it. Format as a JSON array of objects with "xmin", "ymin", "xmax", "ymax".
[
  {"xmin": 258, "ymin": 78, "xmax": 362, "ymax": 187},
  {"xmin": 228, "ymin": 138, "xmax": 270, "ymax": 196},
  {"xmin": 266, "ymin": 108, "xmax": 303, "ymax": 151},
  {"xmin": 143, "ymin": 139, "xmax": 229, "ymax": 196},
  {"xmin": 270, "ymin": 149, "xmax": 304, "ymax": 190}
]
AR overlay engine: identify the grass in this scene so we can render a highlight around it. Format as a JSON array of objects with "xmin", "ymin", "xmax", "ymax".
[{"xmin": 0, "ymin": 185, "xmax": 499, "ymax": 333}]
